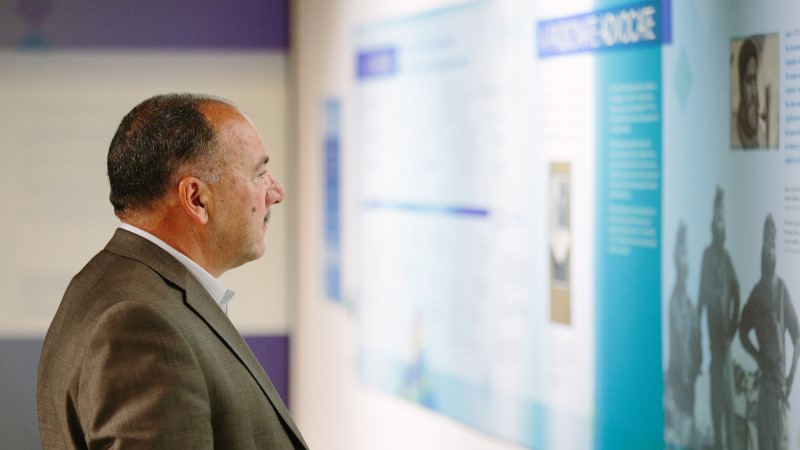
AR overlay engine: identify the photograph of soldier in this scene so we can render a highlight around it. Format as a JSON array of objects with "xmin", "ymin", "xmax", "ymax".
[
  {"xmin": 739, "ymin": 214, "xmax": 800, "ymax": 450},
  {"xmin": 697, "ymin": 187, "xmax": 741, "ymax": 449},
  {"xmin": 665, "ymin": 223, "xmax": 702, "ymax": 448}
]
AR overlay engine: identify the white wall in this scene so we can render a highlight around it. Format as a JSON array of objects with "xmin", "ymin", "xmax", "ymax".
[
  {"xmin": 291, "ymin": 1, "xmax": 525, "ymax": 448},
  {"xmin": 0, "ymin": 50, "xmax": 291, "ymax": 337}
]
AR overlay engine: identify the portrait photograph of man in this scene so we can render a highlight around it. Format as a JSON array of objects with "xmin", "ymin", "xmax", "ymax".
[{"xmin": 730, "ymin": 33, "xmax": 780, "ymax": 150}]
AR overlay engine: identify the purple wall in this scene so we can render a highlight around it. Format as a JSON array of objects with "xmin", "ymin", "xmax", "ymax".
[
  {"xmin": 244, "ymin": 334, "xmax": 292, "ymax": 407},
  {"xmin": 0, "ymin": 335, "xmax": 291, "ymax": 447},
  {"xmin": 2, "ymin": 0, "xmax": 289, "ymax": 49},
  {"xmin": 0, "ymin": 339, "xmax": 41, "ymax": 449}
]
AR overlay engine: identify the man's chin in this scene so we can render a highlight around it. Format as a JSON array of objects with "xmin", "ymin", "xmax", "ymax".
[
  {"xmin": 252, "ymin": 242, "xmax": 267, "ymax": 260},
  {"xmin": 237, "ymin": 242, "xmax": 267, "ymax": 266}
]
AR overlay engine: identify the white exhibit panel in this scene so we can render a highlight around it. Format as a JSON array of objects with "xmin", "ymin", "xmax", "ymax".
[{"xmin": 352, "ymin": 1, "xmax": 594, "ymax": 448}]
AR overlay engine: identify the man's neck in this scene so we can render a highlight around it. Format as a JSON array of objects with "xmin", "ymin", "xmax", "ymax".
[{"xmin": 120, "ymin": 216, "xmax": 222, "ymax": 277}]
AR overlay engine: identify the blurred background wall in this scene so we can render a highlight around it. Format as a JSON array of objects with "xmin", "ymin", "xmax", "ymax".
[
  {"xmin": 0, "ymin": 2, "xmax": 292, "ymax": 448},
  {"xmin": 3, "ymin": 0, "xmax": 800, "ymax": 449}
]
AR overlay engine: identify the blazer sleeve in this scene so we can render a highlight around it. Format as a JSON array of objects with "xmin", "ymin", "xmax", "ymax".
[{"xmin": 77, "ymin": 301, "xmax": 213, "ymax": 449}]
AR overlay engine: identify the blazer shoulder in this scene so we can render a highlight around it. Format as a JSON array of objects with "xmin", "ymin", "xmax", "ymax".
[{"xmin": 102, "ymin": 228, "xmax": 187, "ymax": 288}]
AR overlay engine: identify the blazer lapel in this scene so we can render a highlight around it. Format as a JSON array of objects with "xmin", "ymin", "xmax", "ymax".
[
  {"xmin": 183, "ymin": 281, "xmax": 308, "ymax": 448},
  {"xmin": 105, "ymin": 229, "xmax": 308, "ymax": 449}
]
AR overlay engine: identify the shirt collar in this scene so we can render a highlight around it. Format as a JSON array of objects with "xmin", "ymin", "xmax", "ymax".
[{"xmin": 119, "ymin": 223, "xmax": 235, "ymax": 312}]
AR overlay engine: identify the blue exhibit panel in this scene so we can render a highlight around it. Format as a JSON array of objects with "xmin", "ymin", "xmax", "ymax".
[
  {"xmin": 594, "ymin": 0, "xmax": 666, "ymax": 447},
  {"xmin": 536, "ymin": 0, "xmax": 669, "ymax": 446}
]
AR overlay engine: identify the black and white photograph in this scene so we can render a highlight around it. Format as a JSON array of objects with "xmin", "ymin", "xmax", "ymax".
[{"xmin": 731, "ymin": 33, "xmax": 780, "ymax": 150}]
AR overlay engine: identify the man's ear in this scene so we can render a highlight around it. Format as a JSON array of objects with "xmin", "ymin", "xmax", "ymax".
[{"xmin": 178, "ymin": 177, "xmax": 210, "ymax": 225}]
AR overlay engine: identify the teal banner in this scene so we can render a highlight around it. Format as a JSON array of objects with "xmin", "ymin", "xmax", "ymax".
[{"xmin": 594, "ymin": 1, "xmax": 664, "ymax": 448}]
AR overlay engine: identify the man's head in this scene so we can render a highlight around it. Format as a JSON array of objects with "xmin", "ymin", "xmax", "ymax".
[
  {"xmin": 712, "ymin": 186, "xmax": 726, "ymax": 247},
  {"xmin": 761, "ymin": 213, "xmax": 776, "ymax": 280},
  {"xmin": 108, "ymin": 93, "xmax": 285, "ymax": 275},
  {"xmin": 108, "ymin": 94, "xmax": 224, "ymax": 215},
  {"xmin": 737, "ymin": 38, "xmax": 760, "ymax": 133}
]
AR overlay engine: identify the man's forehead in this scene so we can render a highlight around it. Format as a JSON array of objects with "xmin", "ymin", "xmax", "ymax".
[
  {"xmin": 207, "ymin": 106, "xmax": 259, "ymax": 142},
  {"xmin": 225, "ymin": 127, "xmax": 270, "ymax": 170},
  {"xmin": 204, "ymin": 102, "xmax": 262, "ymax": 136}
]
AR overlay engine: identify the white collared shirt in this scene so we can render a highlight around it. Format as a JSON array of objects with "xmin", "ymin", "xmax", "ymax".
[{"xmin": 119, "ymin": 223, "xmax": 236, "ymax": 314}]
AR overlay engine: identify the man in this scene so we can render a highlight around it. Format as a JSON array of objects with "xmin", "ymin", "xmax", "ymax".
[
  {"xmin": 732, "ymin": 37, "xmax": 768, "ymax": 149},
  {"xmin": 665, "ymin": 223, "xmax": 701, "ymax": 447},
  {"xmin": 740, "ymin": 214, "xmax": 799, "ymax": 450},
  {"xmin": 696, "ymin": 187, "xmax": 740, "ymax": 450},
  {"xmin": 37, "ymin": 94, "xmax": 309, "ymax": 449}
]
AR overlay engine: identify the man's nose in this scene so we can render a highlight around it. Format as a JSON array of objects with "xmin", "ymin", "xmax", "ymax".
[{"xmin": 267, "ymin": 173, "xmax": 285, "ymax": 205}]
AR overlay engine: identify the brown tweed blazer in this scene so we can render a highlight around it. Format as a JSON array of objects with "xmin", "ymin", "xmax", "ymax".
[{"xmin": 37, "ymin": 228, "xmax": 308, "ymax": 449}]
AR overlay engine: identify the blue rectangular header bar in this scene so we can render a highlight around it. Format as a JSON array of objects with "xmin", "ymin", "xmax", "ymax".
[
  {"xmin": 357, "ymin": 47, "xmax": 398, "ymax": 79},
  {"xmin": 537, "ymin": 0, "xmax": 671, "ymax": 58}
]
